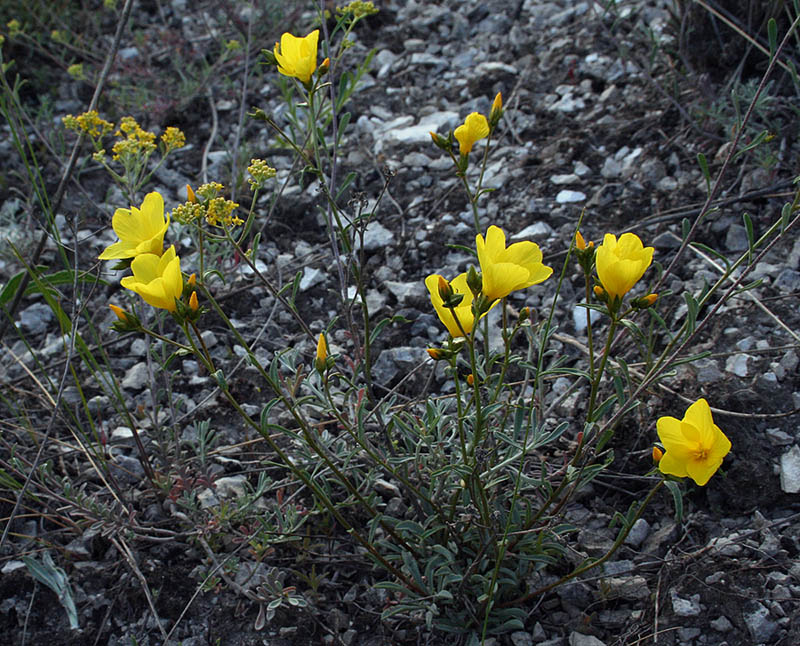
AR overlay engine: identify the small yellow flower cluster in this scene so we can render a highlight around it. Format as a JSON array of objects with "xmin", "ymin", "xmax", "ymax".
[
  {"xmin": 205, "ymin": 197, "xmax": 242, "ymax": 227},
  {"xmin": 51, "ymin": 30, "xmax": 66, "ymax": 42},
  {"xmin": 337, "ymin": 1, "xmax": 379, "ymax": 19},
  {"xmin": 161, "ymin": 127, "xmax": 185, "ymax": 152},
  {"xmin": 172, "ymin": 183, "xmax": 241, "ymax": 228},
  {"xmin": 63, "ymin": 111, "xmax": 115, "ymax": 138},
  {"xmin": 225, "ymin": 39, "xmax": 241, "ymax": 51},
  {"xmin": 6, "ymin": 19, "xmax": 21, "ymax": 38},
  {"xmin": 67, "ymin": 63, "xmax": 85, "ymax": 80},
  {"xmin": 112, "ymin": 116, "xmax": 157, "ymax": 160},
  {"xmin": 247, "ymin": 158, "xmax": 277, "ymax": 190}
]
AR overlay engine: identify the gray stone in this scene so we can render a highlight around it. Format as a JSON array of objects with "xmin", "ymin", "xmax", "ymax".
[
  {"xmin": 109, "ymin": 453, "xmax": 146, "ymax": 485},
  {"xmin": 693, "ymin": 358, "xmax": 723, "ymax": 384},
  {"xmin": 556, "ymin": 190, "xmax": 586, "ymax": 204},
  {"xmin": 372, "ymin": 346, "xmax": 423, "ymax": 385},
  {"xmin": 299, "ymin": 267, "xmax": 324, "ymax": 292},
  {"xmin": 743, "ymin": 601, "xmax": 778, "ymax": 642},
  {"xmin": 551, "ymin": 173, "xmax": 579, "ymax": 185},
  {"xmin": 513, "ymin": 222, "xmax": 553, "ymax": 240},
  {"xmin": 568, "ymin": 633, "xmax": 606, "ymax": 646},
  {"xmin": 670, "ymin": 589, "xmax": 702, "ymax": 617},
  {"xmin": 215, "ymin": 475, "xmax": 248, "ymax": 499},
  {"xmin": 725, "ymin": 353, "xmax": 750, "ymax": 377},
  {"xmin": 725, "ymin": 224, "xmax": 749, "ymax": 251},
  {"xmin": 710, "ymin": 615, "xmax": 733, "ymax": 632},
  {"xmin": 604, "ymin": 575, "xmax": 649, "ymax": 600},
  {"xmin": 779, "ymin": 445, "xmax": 800, "ymax": 493},
  {"xmin": 624, "ymin": 518, "xmax": 651, "ymax": 547},
  {"xmin": 121, "ymin": 362, "xmax": 150, "ymax": 390},
  {"xmin": 384, "ymin": 280, "xmax": 425, "ymax": 305},
  {"xmin": 362, "ymin": 222, "xmax": 394, "ymax": 251},
  {"xmin": 17, "ymin": 302, "xmax": 54, "ymax": 335},
  {"xmin": 776, "ymin": 268, "xmax": 800, "ymax": 293},
  {"xmin": 511, "ymin": 631, "xmax": 534, "ymax": 646}
]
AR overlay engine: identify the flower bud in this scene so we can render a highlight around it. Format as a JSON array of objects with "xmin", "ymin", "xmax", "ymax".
[
  {"xmin": 466, "ymin": 265, "xmax": 482, "ymax": 297},
  {"xmin": 186, "ymin": 184, "xmax": 197, "ymax": 203},
  {"xmin": 489, "ymin": 92, "xmax": 503, "ymax": 127},
  {"xmin": 652, "ymin": 446, "xmax": 664, "ymax": 464},
  {"xmin": 426, "ymin": 348, "xmax": 447, "ymax": 361},
  {"xmin": 575, "ymin": 230, "xmax": 587, "ymax": 251},
  {"xmin": 315, "ymin": 333, "xmax": 329, "ymax": 374},
  {"xmin": 518, "ymin": 306, "xmax": 530, "ymax": 324},
  {"xmin": 437, "ymin": 275, "xmax": 453, "ymax": 301},
  {"xmin": 187, "ymin": 273, "xmax": 196, "ymax": 287},
  {"xmin": 319, "ymin": 57, "xmax": 330, "ymax": 75},
  {"xmin": 638, "ymin": 293, "xmax": 658, "ymax": 308},
  {"xmin": 189, "ymin": 291, "xmax": 199, "ymax": 312},
  {"xmin": 466, "ymin": 374, "xmax": 475, "ymax": 386},
  {"xmin": 593, "ymin": 285, "xmax": 607, "ymax": 302}
]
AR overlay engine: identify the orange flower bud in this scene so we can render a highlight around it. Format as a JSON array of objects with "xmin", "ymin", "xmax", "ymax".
[
  {"xmin": 593, "ymin": 285, "xmax": 605, "ymax": 298},
  {"xmin": 426, "ymin": 348, "xmax": 446, "ymax": 361},
  {"xmin": 466, "ymin": 374, "xmax": 475, "ymax": 386},
  {"xmin": 652, "ymin": 446, "xmax": 664, "ymax": 463},
  {"xmin": 186, "ymin": 184, "xmax": 197, "ymax": 203},
  {"xmin": 109, "ymin": 303, "xmax": 128, "ymax": 321},
  {"xmin": 189, "ymin": 291, "xmax": 199, "ymax": 311},
  {"xmin": 187, "ymin": 273, "xmax": 196, "ymax": 287},
  {"xmin": 575, "ymin": 230, "xmax": 586, "ymax": 251},
  {"xmin": 642, "ymin": 293, "xmax": 658, "ymax": 307},
  {"xmin": 492, "ymin": 92, "xmax": 502, "ymax": 114}
]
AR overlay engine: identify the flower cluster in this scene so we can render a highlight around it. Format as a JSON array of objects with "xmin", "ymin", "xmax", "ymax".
[
  {"xmin": 337, "ymin": 1, "xmax": 379, "ymax": 19},
  {"xmin": 171, "ymin": 183, "xmax": 242, "ymax": 228},
  {"xmin": 112, "ymin": 116, "xmax": 157, "ymax": 160},
  {"xmin": 426, "ymin": 225, "xmax": 551, "ymax": 338},
  {"xmin": 247, "ymin": 158, "xmax": 277, "ymax": 190},
  {"xmin": 62, "ymin": 110, "xmax": 115, "ymax": 138},
  {"xmin": 161, "ymin": 127, "xmax": 186, "ymax": 152}
]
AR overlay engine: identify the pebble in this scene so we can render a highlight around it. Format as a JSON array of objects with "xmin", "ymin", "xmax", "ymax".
[
  {"xmin": 121, "ymin": 362, "xmax": 150, "ymax": 390},
  {"xmin": 623, "ymin": 518, "xmax": 651, "ymax": 547},
  {"xmin": 670, "ymin": 589, "xmax": 702, "ymax": 617},
  {"xmin": 743, "ymin": 601, "xmax": 778, "ymax": 642},
  {"xmin": 725, "ymin": 353, "xmax": 750, "ymax": 377},
  {"xmin": 17, "ymin": 302, "xmax": 54, "ymax": 335},
  {"xmin": 779, "ymin": 445, "xmax": 800, "ymax": 493},
  {"xmin": 568, "ymin": 633, "xmax": 606, "ymax": 646},
  {"xmin": 556, "ymin": 190, "xmax": 587, "ymax": 204}
]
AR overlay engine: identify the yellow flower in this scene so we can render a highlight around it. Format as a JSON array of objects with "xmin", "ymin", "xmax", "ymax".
[
  {"xmin": 426, "ymin": 273, "xmax": 492, "ymax": 338},
  {"xmin": 595, "ymin": 233, "xmax": 654, "ymax": 300},
  {"xmin": 99, "ymin": 192, "xmax": 170, "ymax": 260},
  {"xmin": 120, "ymin": 246, "xmax": 183, "ymax": 312},
  {"xmin": 454, "ymin": 112, "xmax": 489, "ymax": 155},
  {"xmin": 274, "ymin": 29, "xmax": 319, "ymax": 84},
  {"xmin": 656, "ymin": 398, "xmax": 731, "ymax": 486},
  {"xmin": 476, "ymin": 226, "xmax": 553, "ymax": 301}
]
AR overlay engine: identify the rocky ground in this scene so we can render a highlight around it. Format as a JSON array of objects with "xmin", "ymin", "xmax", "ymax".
[{"xmin": 1, "ymin": 0, "xmax": 800, "ymax": 645}]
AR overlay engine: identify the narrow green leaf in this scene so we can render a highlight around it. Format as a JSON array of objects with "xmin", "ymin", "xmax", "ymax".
[
  {"xmin": 697, "ymin": 153, "xmax": 711, "ymax": 194},
  {"xmin": 743, "ymin": 212, "xmax": 755, "ymax": 262},
  {"xmin": 665, "ymin": 480, "xmax": 684, "ymax": 521},
  {"xmin": 768, "ymin": 18, "xmax": 777, "ymax": 60}
]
